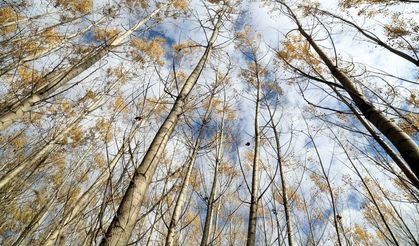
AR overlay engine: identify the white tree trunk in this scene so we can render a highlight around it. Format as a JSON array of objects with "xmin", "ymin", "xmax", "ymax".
[
  {"xmin": 0, "ymin": 5, "xmax": 166, "ymax": 131},
  {"xmin": 99, "ymin": 12, "xmax": 223, "ymax": 246},
  {"xmin": 200, "ymin": 107, "xmax": 224, "ymax": 246},
  {"xmin": 165, "ymin": 96, "xmax": 214, "ymax": 246},
  {"xmin": 246, "ymin": 62, "xmax": 262, "ymax": 246}
]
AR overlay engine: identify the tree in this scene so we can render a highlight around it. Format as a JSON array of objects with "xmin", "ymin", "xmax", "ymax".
[
  {"xmin": 0, "ymin": 2, "xmax": 168, "ymax": 131},
  {"xmin": 99, "ymin": 7, "xmax": 226, "ymax": 245},
  {"xmin": 276, "ymin": 1, "xmax": 419, "ymax": 180},
  {"xmin": 1, "ymin": 0, "xmax": 418, "ymax": 245}
]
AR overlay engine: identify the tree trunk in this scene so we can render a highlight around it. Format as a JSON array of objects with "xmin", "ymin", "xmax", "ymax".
[
  {"xmin": 331, "ymin": 87, "xmax": 419, "ymax": 190},
  {"xmin": 200, "ymin": 106, "xmax": 225, "ymax": 246},
  {"xmin": 12, "ymin": 145, "xmax": 92, "ymax": 246},
  {"xmin": 0, "ymin": 5, "xmax": 166, "ymax": 131},
  {"xmin": 43, "ymin": 131, "xmax": 135, "ymax": 246},
  {"xmin": 333, "ymin": 133, "xmax": 400, "ymax": 245},
  {"xmin": 165, "ymin": 95, "xmax": 214, "ymax": 246},
  {"xmin": 0, "ymin": 79, "xmax": 117, "ymax": 191},
  {"xmin": 99, "ymin": 12, "xmax": 223, "ymax": 246},
  {"xmin": 266, "ymin": 104, "xmax": 294, "ymax": 246},
  {"xmin": 279, "ymin": 3, "xmax": 419, "ymax": 179},
  {"xmin": 294, "ymin": 22, "xmax": 419, "ymax": 179},
  {"xmin": 246, "ymin": 62, "xmax": 262, "ymax": 246}
]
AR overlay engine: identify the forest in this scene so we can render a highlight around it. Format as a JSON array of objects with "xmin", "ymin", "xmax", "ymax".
[{"xmin": 0, "ymin": 0, "xmax": 418, "ymax": 245}]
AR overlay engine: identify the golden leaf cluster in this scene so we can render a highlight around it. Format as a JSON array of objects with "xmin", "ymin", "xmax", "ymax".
[
  {"xmin": 80, "ymin": 90, "xmax": 96, "ymax": 102},
  {"xmin": 51, "ymin": 152, "xmax": 66, "ymax": 171},
  {"xmin": 17, "ymin": 66, "xmax": 44, "ymax": 89},
  {"xmin": 11, "ymin": 134, "xmax": 26, "ymax": 151},
  {"xmin": 125, "ymin": 0, "xmax": 148, "ymax": 9},
  {"xmin": 94, "ymin": 27, "xmax": 121, "ymax": 42},
  {"xmin": 94, "ymin": 154, "xmax": 105, "ymax": 168},
  {"xmin": 240, "ymin": 63, "xmax": 267, "ymax": 88},
  {"xmin": 107, "ymin": 66, "xmax": 127, "ymax": 83},
  {"xmin": 407, "ymin": 92, "xmax": 419, "ymax": 107},
  {"xmin": 384, "ymin": 14, "xmax": 409, "ymax": 39},
  {"xmin": 353, "ymin": 223, "xmax": 369, "ymax": 241},
  {"xmin": 113, "ymin": 95, "xmax": 125, "ymax": 110},
  {"xmin": 277, "ymin": 34, "xmax": 321, "ymax": 70},
  {"xmin": 0, "ymin": 7, "xmax": 18, "ymax": 35},
  {"xmin": 61, "ymin": 100, "xmax": 75, "ymax": 116},
  {"xmin": 309, "ymin": 173, "xmax": 328, "ymax": 192},
  {"xmin": 55, "ymin": 0, "xmax": 93, "ymax": 14},
  {"xmin": 173, "ymin": 0, "xmax": 189, "ymax": 10},
  {"xmin": 190, "ymin": 169, "xmax": 201, "ymax": 189},
  {"xmin": 130, "ymin": 37, "xmax": 166, "ymax": 66},
  {"xmin": 219, "ymin": 161, "xmax": 239, "ymax": 178},
  {"xmin": 398, "ymin": 113, "xmax": 418, "ymax": 136},
  {"xmin": 95, "ymin": 119, "xmax": 113, "ymax": 143},
  {"xmin": 172, "ymin": 40, "xmax": 196, "ymax": 54},
  {"xmin": 69, "ymin": 125, "xmax": 84, "ymax": 147},
  {"xmin": 41, "ymin": 27, "xmax": 61, "ymax": 45},
  {"xmin": 339, "ymin": 0, "xmax": 389, "ymax": 9},
  {"xmin": 263, "ymin": 82, "xmax": 283, "ymax": 96},
  {"xmin": 234, "ymin": 26, "xmax": 261, "ymax": 52},
  {"xmin": 244, "ymin": 150, "xmax": 255, "ymax": 163}
]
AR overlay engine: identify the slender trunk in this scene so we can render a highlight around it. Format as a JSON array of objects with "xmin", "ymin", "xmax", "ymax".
[
  {"xmin": 331, "ymin": 87, "xmax": 419, "ymax": 190},
  {"xmin": 274, "ymin": 208, "xmax": 282, "ymax": 246},
  {"xmin": 332, "ymin": 132, "xmax": 400, "ymax": 245},
  {"xmin": 282, "ymin": 4, "xmax": 419, "ymax": 178},
  {"xmin": 99, "ymin": 13, "xmax": 223, "ymax": 246},
  {"xmin": 246, "ymin": 62, "xmax": 262, "ymax": 246},
  {"xmin": 43, "ymin": 127, "xmax": 138, "ymax": 246},
  {"xmin": 0, "ymin": 111, "xmax": 86, "ymax": 190},
  {"xmin": 0, "ymin": 12, "xmax": 57, "ymax": 29},
  {"xmin": 316, "ymin": 8, "xmax": 419, "ymax": 66},
  {"xmin": 0, "ymin": 78, "xmax": 116, "ymax": 191},
  {"xmin": 0, "ymin": 17, "xmax": 105, "ymax": 76},
  {"xmin": 308, "ymin": 133, "xmax": 342, "ymax": 245},
  {"xmin": 214, "ymin": 198, "xmax": 223, "ymax": 244},
  {"xmin": 201, "ymin": 108, "xmax": 225, "ymax": 246},
  {"xmin": 362, "ymin": 163, "xmax": 418, "ymax": 245},
  {"xmin": 12, "ymin": 145, "xmax": 91, "ymax": 245},
  {"xmin": 266, "ymin": 104, "xmax": 294, "ymax": 246},
  {"xmin": 0, "ymin": 5, "xmax": 166, "ymax": 131},
  {"xmin": 165, "ymin": 96, "xmax": 214, "ymax": 246},
  {"xmin": 297, "ymin": 24, "xmax": 419, "ymax": 178}
]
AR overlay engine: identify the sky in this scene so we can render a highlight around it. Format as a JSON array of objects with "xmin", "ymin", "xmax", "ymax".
[{"xmin": 0, "ymin": 0, "xmax": 418, "ymax": 245}]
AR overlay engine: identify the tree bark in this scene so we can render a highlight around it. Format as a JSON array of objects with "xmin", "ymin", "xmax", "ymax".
[
  {"xmin": 165, "ymin": 95, "xmax": 214, "ymax": 246},
  {"xmin": 200, "ymin": 104, "xmax": 225, "ymax": 246},
  {"xmin": 331, "ymin": 87, "xmax": 419, "ymax": 189},
  {"xmin": 99, "ymin": 12, "xmax": 223, "ymax": 246},
  {"xmin": 246, "ymin": 61, "xmax": 262, "ymax": 246},
  {"xmin": 266, "ymin": 104, "xmax": 294, "ymax": 246},
  {"xmin": 282, "ymin": 5, "xmax": 419, "ymax": 179},
  {"xmin": 43, "ymin": 131, "xmax": 135, "ymax": 246},
  {"xmin": 11, "ymin": 145, "xmax": 91, "ymax": 246},
  {"xmin": 0, "ymin": 5, "xmax": 166, "ymax": 131},
  {"xmin": 0, "ymin": 78, "xmax": 118, "ymax": 191}
]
